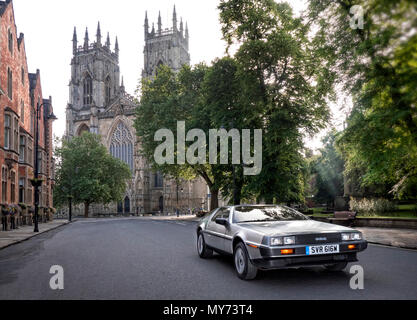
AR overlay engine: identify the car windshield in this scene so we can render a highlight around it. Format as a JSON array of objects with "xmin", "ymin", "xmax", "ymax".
[{"xmin": 233, "ymin": 206, "xmax": 309, "ymax": 223}]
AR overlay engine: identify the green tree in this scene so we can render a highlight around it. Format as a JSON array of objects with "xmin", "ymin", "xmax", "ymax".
[
  {"xmin": 135, "ymin": 60, "xmax": 251, "ymax": 209},
  {"xmin": 135, "ymin": 64, "xmax": 224, "ymax": 209},
  {"xmin": 308, "ymin": 0, "xmax": 417, "ymax": 198},
  {"xmin": 54, "ymin": 132, "xmax": 131, "ymax": 217},
  {"xmin": 219, "ymin": 0, "xmax": 335, "ymax": 203}
]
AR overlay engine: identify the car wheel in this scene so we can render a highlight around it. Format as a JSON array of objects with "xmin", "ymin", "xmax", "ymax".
[
  {"xmin": 197, "ymin": 231, "xmax": 213, "ymax": 259},
  {"xmin": 324, "ymin": 262, "xmax": 348, "ymax": 271},
  {"xmin": 234, "ymin": 242, "xmax": 258, "ymax": 280}
]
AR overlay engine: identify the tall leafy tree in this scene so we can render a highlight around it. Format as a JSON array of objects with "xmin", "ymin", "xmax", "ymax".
[
  {"xmin": 219, "ymin": 0, "xmax": 335, "ymax": 203},
  {"xmin": 54, "ymin": 132, "xmax": 131, "ymax": 217},
  {"xmin": 135, "ymin": 64, "xmax": 224, "ymax": 209},
  {"xmin": 135, "ymin": 59, "xmax": 253, "ymax": 209},
  {"xmin": 308, "ymin": 0, "xmax": 417, "ymax": 198}
]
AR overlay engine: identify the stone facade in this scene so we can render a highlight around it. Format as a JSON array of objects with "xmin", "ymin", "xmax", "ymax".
[
  {"xmin": 0, "ymin": 0, "xmax": 55, "ymax": 215},
  {"xmin": 66, "ymin": 8, "xmax": 208, "ymax": 216}
]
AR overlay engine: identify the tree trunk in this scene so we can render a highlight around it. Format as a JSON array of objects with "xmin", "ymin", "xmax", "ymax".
[
  {"xmin": 210, "ymin": 189, "xmax": 219, "ymax": 211},
  {"xmin": 84, "ymin": 202, "xmax": 90, "ymax": 218}
]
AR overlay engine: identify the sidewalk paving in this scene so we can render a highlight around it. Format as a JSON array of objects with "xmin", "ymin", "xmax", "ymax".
[
  {"xmin": 0, "ymin": 220, "xmax": 70, "ymax": 250},
  {"xmin": 356, "ymin": 227, "xmax": 417, "ymax": 250}
]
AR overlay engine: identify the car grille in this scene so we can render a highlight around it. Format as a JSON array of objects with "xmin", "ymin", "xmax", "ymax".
[{"xmin": 296, "ymin": 233, "xmax": 341, "ymax": 245}]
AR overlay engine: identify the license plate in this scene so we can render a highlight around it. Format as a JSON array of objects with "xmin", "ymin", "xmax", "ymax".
[{"xmin": 306, "ymin": 244, "xmax": 339, "ymax": 255}]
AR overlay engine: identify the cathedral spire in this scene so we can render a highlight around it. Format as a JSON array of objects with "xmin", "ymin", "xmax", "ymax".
[
  {"xmin": 173, "ymin": 5, "xmax": 178, "ymax": 31},
  {"xmin": 185, "ymin": 22, "xmax": 189, "ymax": 39},
  {"xmin": 158, "ymin": 11, "xmax": 162, "ymax": 35},
  {"xmin": 121, "ymin": 76, "xmax": 125, "ymax": 92},
  {"xmin": 180, "ymin": 17, "xmax": 183, "ymax": 36},
  {"xmin": 145, "ymin": 11, "xmax": 149, "ymax": 39},
  {"xmin": 106, "ymin": 32, "xmax": 111, "ymax": 48},
  {"xmin": 84, "ymin": 27, "xmax": 89, "ymax": 50},
  {"xmin": 73, "ymin": 27, "xmax": 78, "ymax": 54},
  {"xmin": 115, "ymin": 36, "xmax": 119, "ymax": 56},
  {"xmin": 96, "ymin": 22, "xmax": 102, "ymax": 46}
]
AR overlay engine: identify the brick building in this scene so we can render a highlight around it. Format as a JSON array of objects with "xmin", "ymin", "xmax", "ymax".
[{"xmin": 0, "ymin": 0, "xmax": 55, "ymax": 220}]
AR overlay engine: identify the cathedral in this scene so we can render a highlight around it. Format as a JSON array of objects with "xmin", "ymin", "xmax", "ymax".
[{"xmin": 65, "ymin": 7, "xmax": 208, "ymax": 216}]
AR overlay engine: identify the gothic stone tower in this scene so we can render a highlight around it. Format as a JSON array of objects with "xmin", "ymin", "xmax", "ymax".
[
  {"xmin": 65, "ymin": 12, "xmax": 208, "ymax": 216},
  {"xmin": 66, "ymin": 23, "xmax": 127, "ymax": 137},
  {"xmin": 142, "ymin": 5, "xmax": 190, "ymax": 79},
  {"xmin": 66, "ymin": 22, "xmax": 140, "ymax": 216}
]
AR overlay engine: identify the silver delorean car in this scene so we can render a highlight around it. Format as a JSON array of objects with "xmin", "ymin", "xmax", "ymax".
[{"xmin": 196, "ymin": 205, "xmax": 367, "ymax": 280}]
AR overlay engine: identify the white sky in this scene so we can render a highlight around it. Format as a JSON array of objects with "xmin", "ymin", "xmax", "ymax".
[{"xmin": 12, "ymin": 0, "xmax": 344, "ymax": 151}]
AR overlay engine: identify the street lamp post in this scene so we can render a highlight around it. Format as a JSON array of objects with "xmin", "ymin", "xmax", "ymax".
[
  {"xmin": 176, "ymin": 180, "xmax": 184, "ymax": 217},
  {"xmin": 32, "ymin": 102, "xmax": 57, "ymax": 233}
]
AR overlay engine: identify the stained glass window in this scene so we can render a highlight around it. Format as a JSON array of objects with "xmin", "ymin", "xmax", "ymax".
[{"xmin": 110, "ymin": 122, "xmax": 134, "ymax": 172}]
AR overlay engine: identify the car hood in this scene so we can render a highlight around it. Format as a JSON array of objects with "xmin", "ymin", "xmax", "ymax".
[{"xmin": 237, "ymin": 219, "xmax": 354, "ymax": 236}]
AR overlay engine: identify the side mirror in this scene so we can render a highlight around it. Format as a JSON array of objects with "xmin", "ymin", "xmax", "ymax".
[{"xmin": 215, "ymin": 218, "xmax": 229, "ymax": 226}]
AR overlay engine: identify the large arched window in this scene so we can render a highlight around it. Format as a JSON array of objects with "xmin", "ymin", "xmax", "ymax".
[
  {"xmin": 83, "ymin": 74, "xmax": 93, "ymax": 106},
  {"xmin": 105, "ymin": 76, "xmax": 111, "ymax": 105},
  {"xmin": 110, "ymin": 122, "xmax": 134, "ymax": 171}
]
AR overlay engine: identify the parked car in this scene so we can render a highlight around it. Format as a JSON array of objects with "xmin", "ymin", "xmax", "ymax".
[{"xmin": 196, "ymin": 205, "xmax": 368, "ymax": 280}]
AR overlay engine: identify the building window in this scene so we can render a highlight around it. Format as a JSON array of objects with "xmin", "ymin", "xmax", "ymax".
[
  {"xmin": 19, "ymin": 136, "xmax": 26, "ymax": 163},
  {"xmin": 154, "ymin": 172, "xmax": 164, "ymax": 188},
  {"xmin": 28, "ymin": 138, "xmax": 33, "ymax": 166},
  {"xmin": 7, "ymin": 68, "xmax": 12, "ymax": 100},
  {"xmin": 14, "ymin": 118, "xmax": 19, "ymax": 152},
  {"xmin": 10, "ymin": 171, "xmax": 16, "ymax": 203},
  {"xmin": 105, "ymin": 76, "xmax": 111, "ymax": 104},
  {"xmin": 21, "ymin": 68, "xmax": 25, "ymax": 85},
  {"xmin": 1, "ymin": 168, "xmax": 7, "ymax": 203},
  {"xmin": 8, "ymin": 29, "xmax": 13, "ymax": 54},
  {"xmin": 37, "ymin": 151, "xmax": 42, "ymax": 174},
  {"xmin": 4, "ymin": 115, "xmax": 11, "ymax": 150},
  {"xmin": 19, "ymin": 178, "xmax": 25, "ymax": 203},
  {"xmin": 27, "ymin": 182, "xmax": 33, "ymax": 204},
  {"xmin": 109, "ymin": 122, "xmax": 134, "ymax": 171},
  {"xmin": 83, "ymin": 74, "xmax": 93, "ymax": 106}
]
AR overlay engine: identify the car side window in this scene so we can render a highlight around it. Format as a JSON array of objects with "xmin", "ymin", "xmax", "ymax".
[
  {"xmin": 211, "ymin": 208, "xmax": 230, "ymax": 221},
  {"xmin": 211, "ymin": 208, "xmax": 225, "ymax": 221},
  {"xmin": 220, "ymin": 208, "xmax": 230, "ymax": 220}
]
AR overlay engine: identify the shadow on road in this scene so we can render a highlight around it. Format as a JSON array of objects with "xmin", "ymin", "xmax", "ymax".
[{"xmin": 208, "ymin": 253, "xmax": 352, "ymax": 283}]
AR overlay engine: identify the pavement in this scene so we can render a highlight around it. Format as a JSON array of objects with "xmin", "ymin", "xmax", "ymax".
[
  {"xmin": 0, "ymin": 217, "xmax": 416, "ymax": 300},
  {"xmin": 356, "ymin": 227, "xmax": 417, "ymax": 250},
  {"xmin": 0, "ymin": 220, "xmax": 71, "ymax": 250}
]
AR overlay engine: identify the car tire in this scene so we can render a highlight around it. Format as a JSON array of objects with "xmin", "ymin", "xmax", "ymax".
[
  {"xmin": 197, "ymin": 231, "xmax": 213, "ymax": 259},
  {"xmin": 234, "ymin": 242, "xmax": 258, "ymax": 280},
  {"xmin": 324, "ymin": 262, "xmax": 348, "ymax": 271}
]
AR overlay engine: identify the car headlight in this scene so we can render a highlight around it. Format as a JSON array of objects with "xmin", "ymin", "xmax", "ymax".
[
  {"xmin": 284, "ymin": 236, "xmax": 296, "ymax": 245},
  {"xmin": 270, "ymin": 237, "xmax": 283, "ymax": 246},
  {"xmin": 342, "ymin": 233, "xmax": 350, "ymax": 241},
  {"xmin": 342, "ymin": 233, "xmax": 362, "ymax": 241}
]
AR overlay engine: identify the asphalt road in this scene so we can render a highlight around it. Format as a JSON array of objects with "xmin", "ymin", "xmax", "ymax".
[{"xmin": 0, "ymin": 218, "xmax": 416, "ymax": 300}]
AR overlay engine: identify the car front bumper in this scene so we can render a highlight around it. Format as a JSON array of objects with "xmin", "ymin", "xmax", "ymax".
[{"xmin": 250, "ymin": 241, "xmax": 368, "ymax": 270}]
